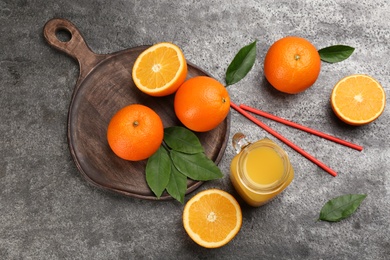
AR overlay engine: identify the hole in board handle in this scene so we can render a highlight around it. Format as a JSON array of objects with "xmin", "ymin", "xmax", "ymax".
[{"xmin": 55, "ymin": 28, "xmax": 72, "ymax": 42}]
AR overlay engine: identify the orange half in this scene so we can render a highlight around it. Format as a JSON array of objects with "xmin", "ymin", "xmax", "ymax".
[
  {"xmin": 331, "ymin": 74, "xmax": 386, "ymax": 125},
  {"xmin": 182, "ymin": 189, "xmax": 242, "ymax": 248},
  {"xmin": 132, "ymin": 42, "xmax": 187, "ymax": 96}
]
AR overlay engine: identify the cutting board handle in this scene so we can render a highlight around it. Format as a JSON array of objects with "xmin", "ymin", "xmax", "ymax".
[{"xmin": 43, "ymin": 18, "xmax": 105, "ymax": 82}]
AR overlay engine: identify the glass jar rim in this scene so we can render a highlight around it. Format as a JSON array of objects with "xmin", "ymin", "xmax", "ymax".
[{"xmin": 237, "ymin": 140, "xmax": 291, "ymax": 193}]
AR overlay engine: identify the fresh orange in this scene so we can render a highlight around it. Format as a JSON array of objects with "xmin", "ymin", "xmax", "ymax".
[
  {"xmin": 182, "ymin": 189, "xmax": 242, "ymax": 248},
  {"xmin": 132, "ymin": 42, "xmax": 187, "ymax": 97},
  {"xmin": 330, "ymin": 74, "xmax": 386, "ymax": 126},
  {"xmin": 107, "ymin": 104, "xmax": 164, "ymax": 161},
  {"xmin": 264, "ymin": 36, "xmax": 321, "ymax": 94},
  {"xmin": 174, "ymin": 76, "xmax": 230, "ymax": 132}
]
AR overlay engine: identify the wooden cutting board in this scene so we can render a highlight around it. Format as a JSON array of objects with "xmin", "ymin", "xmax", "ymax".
[{"xmin": 43, "ymin": 18, "xmax": 230, "ymax": 200}]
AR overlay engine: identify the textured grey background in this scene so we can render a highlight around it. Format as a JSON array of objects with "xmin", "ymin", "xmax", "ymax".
[{"xmin": 1, "ymin": 0, "xmax": 389, "ymax": 259}]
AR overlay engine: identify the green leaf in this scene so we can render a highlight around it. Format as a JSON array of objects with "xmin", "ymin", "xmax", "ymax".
[
  {"xmin": 170, "ymin": 150, "xmax": 223, "ymax": 181},
  {"xmin": 166, "ymin": 165, "xmax": 187, "ymax": 204},
  {"xmin": 318, "ymin": 194, "xmax": 367, "ymax": 222},
  {"xmin": 225, "ymin": 40, "xmax": 257, "ymax": 86},
  {"xmin": 145, "ymin": 146, "xmax": 171, "ymax": 198},
  {"xmin": 145, "ymin": 127, "xmax": 223, "ymax": 202},
  {"xmin": 164, "ymin": 126, "xmax": 204, "ymax": 154},
  {"xmin": 318, "ymin": 45, "xmax": 355, "ymax": 63}
]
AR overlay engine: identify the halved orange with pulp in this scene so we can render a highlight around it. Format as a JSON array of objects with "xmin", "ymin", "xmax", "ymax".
[
  {"xmin": 182, "ymin": 189, "xmax": 242, "ymax": 248},
  {"xmin": 330, "ymin": 74, "xmax": 386, "ymax": 125},
  {"xmin": 132, "ymin": 42, "xmax": 187, "ymax": 96}
]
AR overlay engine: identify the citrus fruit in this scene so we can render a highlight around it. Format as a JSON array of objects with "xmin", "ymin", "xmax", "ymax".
[
  {"xmin": 174, "ymin": 76, "xmax": 230, "ymax": 132},
  {"xmin": 182, "ymin": 189, "xmax": 242, "ymax": 248},
  {"xmin": 330, "ymin": 74, "xmax": 386, "ymax": 126},
  {"xmin": 132, "ymin": 42, "xmax": 187, "ymax": 97},
  {"xmin": 107, "ymin": 104, "xmax": 164, "ymax": 161},
  {"xmin": 264, "ymin": 36, "xmax": 321, "ymax": 94}
]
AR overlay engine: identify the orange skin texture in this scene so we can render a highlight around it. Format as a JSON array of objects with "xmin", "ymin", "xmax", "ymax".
[
  {"xmin": 264, "ymin": 36, "xmax": 321, "ymax": 94},
  {"xmin": 174, "ymin": 76, "xmax": 230, "ymax": 132},
  {"xmin": 107, "ymin": 104, "xmax": 164, "ymax": 161}
]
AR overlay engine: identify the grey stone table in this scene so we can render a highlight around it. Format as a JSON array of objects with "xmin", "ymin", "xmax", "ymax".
[{"xmin": 1, "ymin": 1, "xmax": 389, "ymax": 259}]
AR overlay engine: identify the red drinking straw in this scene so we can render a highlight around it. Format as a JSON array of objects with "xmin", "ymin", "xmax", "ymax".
[
  {"xmin": 240, "ymin": 104, "xmax": 363, "ymax": 151},
  {"xmin": 230, "ymin": 102, "xmax": 338, "ymax": 177}
]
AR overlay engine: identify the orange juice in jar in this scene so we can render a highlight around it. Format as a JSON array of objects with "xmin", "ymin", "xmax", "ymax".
[{"xmin": 230, "ymin": 133, "xmax": 294, "ymax": 207}]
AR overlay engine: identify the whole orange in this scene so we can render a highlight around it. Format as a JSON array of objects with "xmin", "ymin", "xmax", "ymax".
[
  {"xmin": 107, "ymin": 104, "xmax": 164, "ymax": 161},
  {"xmin": 264, "ymin": 36, "xmax": 321, "ymax": 94},
  {"xmin": 174, "ymin": 76, "xmax": 230, "ymax": 132}
]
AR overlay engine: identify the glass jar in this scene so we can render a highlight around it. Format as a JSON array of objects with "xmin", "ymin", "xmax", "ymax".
[{"xmin": 230, "ymin": 133, "xmax": 294, "ymax": 207}]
